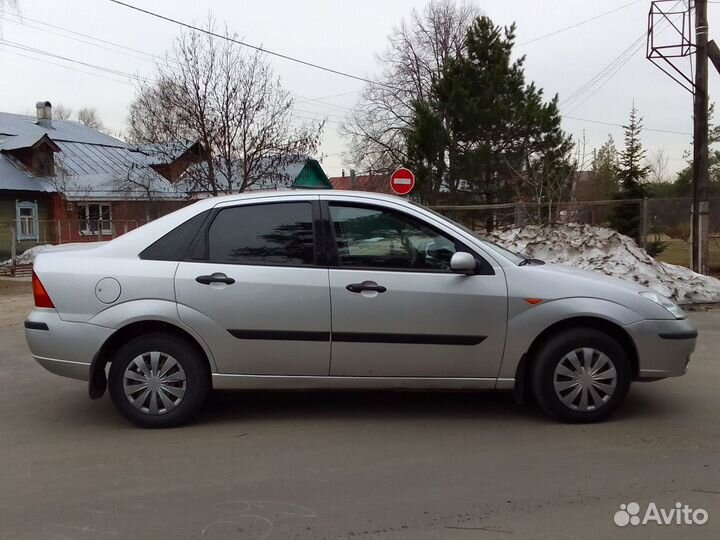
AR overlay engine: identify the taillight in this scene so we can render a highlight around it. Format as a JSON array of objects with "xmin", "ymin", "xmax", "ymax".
[{"xmin": 32, "ymin": 271, "xmax": 55, "ymax": 308}]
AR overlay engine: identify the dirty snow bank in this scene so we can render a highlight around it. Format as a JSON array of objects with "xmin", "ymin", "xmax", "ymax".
[
  {"xmin": 486, "ymin": 223, "xmax": 720, "ymax": 304},
  {"xmin": 1, "ymin": 244, "xmax": 53, "ymax": 266}
]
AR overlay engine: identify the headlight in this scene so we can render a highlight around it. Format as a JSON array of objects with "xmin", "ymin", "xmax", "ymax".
[{"xmin": 639, "ymin": 291, "xmax": 686, "ymax": 319}]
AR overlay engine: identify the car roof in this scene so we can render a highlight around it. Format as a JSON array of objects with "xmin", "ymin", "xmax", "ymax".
[{"xmin": 201, "ymin": 189, "xmax": 408, "ymax": 205}]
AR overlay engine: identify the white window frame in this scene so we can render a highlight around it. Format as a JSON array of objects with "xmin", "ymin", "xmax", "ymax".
[
  {"xmin": 78, "ymin": 203, "xmax": 113, "ymax": 236},
  {"xmin": 16, "ymin": 200, "xmax": 39, "ymax": 241}
]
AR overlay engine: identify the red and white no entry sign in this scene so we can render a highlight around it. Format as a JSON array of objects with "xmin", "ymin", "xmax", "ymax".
[{"xmin": 390, "ymin": 167, "xmax": 415, "ymax": 195}]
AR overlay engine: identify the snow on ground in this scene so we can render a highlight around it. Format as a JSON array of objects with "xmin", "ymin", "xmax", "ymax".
[
  {"xmin": 1, "ymin": 244, "xmax": 53, "ymax": 266},
  {"xmin": 486, "ymin": 223, "xmax": 720, "ymax": 304}
]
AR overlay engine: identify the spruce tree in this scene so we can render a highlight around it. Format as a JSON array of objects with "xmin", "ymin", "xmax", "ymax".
[
  {"xmin": 609, "ymin": 106, "xmax": 649, "ymax": 241},
  {"xmin": 407, "ymin": 16, "xmax": 572, "ymax": 208}
]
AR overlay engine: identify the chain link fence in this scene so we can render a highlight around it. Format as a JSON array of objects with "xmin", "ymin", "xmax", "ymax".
[
  {"xmin": 431, "ymin": 197, "xmax": 720, "ymax": 273},
  {"xmin": 2, "ymin": 197, "xmax": 719, "ymax": 275}
]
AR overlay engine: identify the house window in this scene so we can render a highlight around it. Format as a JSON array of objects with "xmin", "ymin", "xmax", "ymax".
[
  {"xmin": 78, "ymin": 203, "xmax": 112, "ymax": 236},
  {"xmin": 16, "ymin": 201, "xmax": 39, "ymax": 241}
]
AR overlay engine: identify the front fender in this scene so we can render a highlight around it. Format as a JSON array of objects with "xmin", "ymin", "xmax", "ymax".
[{"xmin": 497, "ymin": 296, "xmax": 645, "ymax": 380}]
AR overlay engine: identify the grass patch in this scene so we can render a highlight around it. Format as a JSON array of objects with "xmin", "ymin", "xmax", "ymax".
[{"xmin": 654, "ymin": 238, "xmax": 720, "ymax": 274}]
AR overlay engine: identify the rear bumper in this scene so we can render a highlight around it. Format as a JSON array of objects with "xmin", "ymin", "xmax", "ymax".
[
  {"xmin": 625, "ymin": 318, "xmax": 697, "ymax": 378},
  {"xmin": 25, "ymin": 310, "xmax": 114, "ymax": 382}
]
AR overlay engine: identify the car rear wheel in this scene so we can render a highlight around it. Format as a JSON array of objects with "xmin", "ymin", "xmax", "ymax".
[
  {"xmin": 530, "ymin": 328, "xmax": 632, "ymax": 423},
  {"xmin": 108, "ymin": 333, "xmax": 209, "ymax": 428}
]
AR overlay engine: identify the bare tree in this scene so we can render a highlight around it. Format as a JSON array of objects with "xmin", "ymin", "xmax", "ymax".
[
  {"xmin": 341, "ymin": 0, "xmax": 480, "ymax": 173},
  {"xmin": 53, "ymin": 104, "xmax": 73, "ymax": 120},
  {"xmin": 128, "ymin": 19, "xmax": 323, "ymax": 196},
  {"xmin": 77, "ymin": 107, "xmax": 104, "ymax": 130},
  {"xmin": 112, "ymin": 164, "xmax": 172, "ymax": 220},
  {"xmin": 648, "ymin": 147, "xmax": 669, "ymax": 183}
]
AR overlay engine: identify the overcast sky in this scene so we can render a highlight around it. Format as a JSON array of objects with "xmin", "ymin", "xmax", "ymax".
[{"xmin": 0, "ymin": 0, "xmax": 717, "ymax": 179}]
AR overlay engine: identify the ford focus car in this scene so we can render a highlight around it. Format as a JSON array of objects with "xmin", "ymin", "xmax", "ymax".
[{"xmin": 25, "ymin": 191, "xmax": 697, "ymax": 428}]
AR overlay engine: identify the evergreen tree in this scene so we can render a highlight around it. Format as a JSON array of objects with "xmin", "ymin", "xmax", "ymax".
[
  {"xmin": 590, "ymin": 135, "xmax": 620, "ymax": 199},
  {"xmin": 673, "ymin": 104, "xmax": 720, "ymax": 196},
  {"xmin": 609, "ymin": 106, "xmax": 649, "ymax": 241},
  {"xmin": 406, "ymin": 16, "xmax": 573, "ymax": 211}
]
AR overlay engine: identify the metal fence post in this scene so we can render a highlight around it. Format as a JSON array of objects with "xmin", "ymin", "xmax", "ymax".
[
  {"xmin": 640, "ymin": 197, "xmax": 648, "ymax": 249},
  {"xmin": 10, "ymin": 223, "xmax": 16, "ymax": 277},
  {"xmin": 514, "ymin": 203, "xmax": 523, "ymax": 227}
]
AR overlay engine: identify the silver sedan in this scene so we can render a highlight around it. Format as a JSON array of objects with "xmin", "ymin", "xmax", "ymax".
[{"xmin": 25, "ymin": 191, "xmax": 697, "ymax": 427}]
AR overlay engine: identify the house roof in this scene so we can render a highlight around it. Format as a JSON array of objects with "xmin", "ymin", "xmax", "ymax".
[
  {"xmin": 0, "ymin": 155, "xmax": 55, "ymax": 193},
  {"xmin": 186, "ymin": 156, "xmax": 330, "ymax": 192},
  {"xmin": 329, "ymin": 174, "xmax": 395, "ymax": 194},
  {"xmin": 0, "ymin": 112, "xmax": 123, "ymax": 146},
  {"xmin": 0, "ymin": 111, "xmax": 189, "ymax": 198}
]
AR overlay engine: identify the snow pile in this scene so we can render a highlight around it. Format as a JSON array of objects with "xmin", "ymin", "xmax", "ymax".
[
  {"xmin": 1, "ymin": 244, "xmax": 53, "ymax": 266},
  {"xmin": 486, "ymin": 223, "xmax": 720, "ymax": 304}
]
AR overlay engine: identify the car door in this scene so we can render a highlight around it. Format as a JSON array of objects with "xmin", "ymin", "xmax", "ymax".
[
  {"xmin": 174, "ymin": 198, "xmax": 331, "ymax": 375},
  {"xmin": 324, "ymin": 199, "xmax": 507, "ymax": 379}
]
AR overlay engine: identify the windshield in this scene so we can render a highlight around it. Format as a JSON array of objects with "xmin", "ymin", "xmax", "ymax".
[{"xmin": 415, "ymin": 203, "xmax": 526, "ymax": 265}]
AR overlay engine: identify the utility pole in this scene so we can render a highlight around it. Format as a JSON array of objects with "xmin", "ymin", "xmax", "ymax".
[
  {"xmin": 692, "ymin": 0, "xmax": 709, "ymax": 274},
  {"xmin": 648, "ymin": 0, "xmax": 717, "ymax": 274}
]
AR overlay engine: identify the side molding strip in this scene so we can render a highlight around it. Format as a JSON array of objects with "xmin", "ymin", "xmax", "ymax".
[{"xmin": 227, "ymin": 329, "xmax": 486, "ymax": 345}]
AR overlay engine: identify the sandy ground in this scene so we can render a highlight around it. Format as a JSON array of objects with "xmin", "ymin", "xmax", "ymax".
[{"xmin": 0, "ymin": 284, "xmax": 718, "ymax": 540}]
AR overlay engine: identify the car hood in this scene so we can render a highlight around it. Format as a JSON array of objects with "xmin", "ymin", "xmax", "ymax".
[{"xmin": 528, "ymin": 262, "xmax": 648, "ymax": 295}]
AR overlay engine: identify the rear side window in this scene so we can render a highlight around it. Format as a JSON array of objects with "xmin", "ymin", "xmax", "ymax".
[
  {"xmin": 140, "ymin": 210, "xmax": 210, "ymax": 261},
  {"xmin": 207, "ymin": 202, "xmax": 315, "ymax": 266}
]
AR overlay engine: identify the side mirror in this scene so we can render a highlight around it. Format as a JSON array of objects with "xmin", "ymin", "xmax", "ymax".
[{"xmin": 450, "ymin": 252, "xmax": 476, "ymax": 275}]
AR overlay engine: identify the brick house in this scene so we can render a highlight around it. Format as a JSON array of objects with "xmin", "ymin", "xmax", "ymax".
[{"xmin": 0, "ymin": 101, "xmax": 204, "ymax": 255}]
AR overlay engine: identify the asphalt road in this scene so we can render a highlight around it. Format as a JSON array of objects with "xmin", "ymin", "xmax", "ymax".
[{"xmin": 1, "ymin": 286, "xmax": 718, "ymax": 540}]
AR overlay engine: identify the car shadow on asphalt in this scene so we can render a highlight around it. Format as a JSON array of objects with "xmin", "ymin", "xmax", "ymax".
[
  {"xmin": 43, "ymin": 384, "xmax": 689, "ymax": 430},
  {"xmin": 189, "ymin": 386, "xmax": 683, "ymax": 427}
]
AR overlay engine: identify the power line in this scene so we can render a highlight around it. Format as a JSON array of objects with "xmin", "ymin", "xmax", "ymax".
[
  {"xmin": 0, "ymin": 9, "xmax": 179, "ymax": 67},
  {"xmin": 1, "ymin": 49, "xmax": 136, "ymax": 86},
  {"xmin": 562, "ymin": 114, "xmax": 691, "ymax": 135},
  {"xmin": 1, "ymin": 9, "xmax": 359, "ymax": 117},
  {"xmin": 106, "ymin": 0, "xmax": 397, "ymax": 91},
  {"xmin": 518, "ymin": 0, "xmax": 644, "ymax": 46},
  {"xmin": 0, "ymin": 38, "xmax": 152, "ymax": 83},
  {"xmin": 561, "ymin": 32, "xmax": 647, "ymax": 109},
  {"xmin": 561, "ymin": 0, "xmax": 683, "ymax": 112}
]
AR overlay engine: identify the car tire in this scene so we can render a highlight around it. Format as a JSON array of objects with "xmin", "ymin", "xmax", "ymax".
[
  {"xmin": 530, "ymin": 328, "xmax": 632, "ymax": 423},
  {"xmin": 108, "ymin": 333, "xmax": 210, "ymax": 428}
]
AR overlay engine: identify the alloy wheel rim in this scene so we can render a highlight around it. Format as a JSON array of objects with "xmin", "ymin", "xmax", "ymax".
[
  {"xmin": 123, "ymin": 351, "xmax": 187, "ymax": 415},
  {"xmin": 553, "ymin": 347, "xmax": 617, "ymax": 412}
]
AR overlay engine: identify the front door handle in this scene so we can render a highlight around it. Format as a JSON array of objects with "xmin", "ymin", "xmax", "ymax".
[
  {"xmin": 196, "ymin": 272, "xmax": 235, "ymax": 285},
  {"xmin": 346, "ymin": 281, "xmax": 387, "ymax": 294}
]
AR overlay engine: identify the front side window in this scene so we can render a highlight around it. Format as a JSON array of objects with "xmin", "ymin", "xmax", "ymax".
[
  {"xmin": 16, "ymin": 201, "xmax": 38, "ymax": 241},
  {"xmin": 78, "ymin": 203, "xmax": 112, "ymax": 235},
  {"xmin": 208, "ymin": 202, "xmax": 315, "ymax": 266},
  {"xmin": 329, "ymin": 204, "xmax": 458, "ymax": 271}
]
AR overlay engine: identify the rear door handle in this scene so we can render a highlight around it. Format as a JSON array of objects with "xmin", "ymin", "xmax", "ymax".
[
  {"xmin": 196, "ymin": 272, "xmax": 235, "ymax": 285},
  {"xmin": 346, "ymin": 281, "xmax": 387, "ymax": 294}
]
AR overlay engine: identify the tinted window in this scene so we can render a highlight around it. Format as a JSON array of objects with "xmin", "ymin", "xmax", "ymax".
[
  {"xmin": 140, "ymin": 210, "xmax": 210, "ymax": 261},
  {"xmin": 329, "ymin": 204, "xmax": 458, "ymax": 271},
  {"xmin": 208, "ymin": 202, "xmax": 315, "ymax": 266}
]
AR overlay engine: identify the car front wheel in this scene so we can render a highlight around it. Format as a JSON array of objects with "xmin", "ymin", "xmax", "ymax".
[
  {"xmin": 108, "ymin": 333, "xmax": 210, "ymax": 428},
  {"xmin": 530, "ymin": 328, "xmax": 632, "ymax": 423}
]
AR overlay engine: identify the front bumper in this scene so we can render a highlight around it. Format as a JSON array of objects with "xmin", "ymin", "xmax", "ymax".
[
  {"xmin": 25, "ymin": 310, "xmax": 114, "ymax": 382},
  {"xmin": 624, "ymin": 317, "xmax": 697, "ymax": 378}
]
